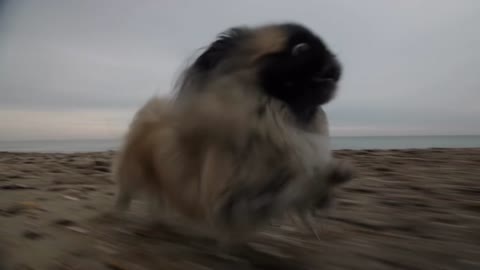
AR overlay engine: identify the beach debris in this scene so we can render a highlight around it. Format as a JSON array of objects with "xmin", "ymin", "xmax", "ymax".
[
  {"xmin": 7, "ymin": 174, "xmax": 22, "ymax": 180},
  {"xmin": 20, "ymin": 201, "xmax": 44, "ymax": 209},
  {"xmin": 1, "ymin": 201, "xmax": 45, "ymax": 217},
  {"xmin": 0, "ymin": 184, "xmax": 35, "ymax": 190},
  {"xmin": 104, "ymin": 260, "xmax": 128, "ymax": 270},
  {"xmin": 95, "ymin": 243, "xmax": 118, "ymax": 255},
  {"xmin": 53, "ymin": 219, "xmax": 76, "ymax": 226},
  {"xmin": 1, "ymin": 205, "xmax": 24, "ymax": 217},
  {"xmin": 62, "ymin": 195, "xmax": 79, "ymax": 201},
  {"xmin": 81, "ymin": 185, "xmax": 97, "ymax": 191},
  {"xmin": 65, "ymin": 226, "xmax": 90, "ymax": 234},
  {"xmin": 94, "ymin": 166, "xmax": 110, "ymax": 173},
  {"xmin": 103, "ymin": 258, "xmax": 145, "ymax": 270},
  {"xmin": 22, "ymin": 230, "xmax": 44, "ymax": 240},
  {"xmin": 83, "ymin": 159, "xmax": 112, "ymax": 173},
  {"xmin": 94, "ymin": 160, "xmax": 110, "ymax": 167},
  {"xmin": 374, "ymin": 166, "xmax": 394, "ymax": 172}
]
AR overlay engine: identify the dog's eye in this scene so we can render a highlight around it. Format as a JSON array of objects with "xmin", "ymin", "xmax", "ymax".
[{"xmin": 292, "ymin": 43, "xmax": 310, "ymax": 56}]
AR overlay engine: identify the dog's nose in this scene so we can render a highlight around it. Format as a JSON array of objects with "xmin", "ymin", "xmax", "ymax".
[{"xmin": 322, "ymin": 58, "xmax": 342, "ymax": 82}]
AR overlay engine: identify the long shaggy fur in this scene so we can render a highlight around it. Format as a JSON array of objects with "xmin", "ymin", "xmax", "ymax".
[{"xmin": 111, "ymin": 22, "xmax": 354, "ymax": 245}]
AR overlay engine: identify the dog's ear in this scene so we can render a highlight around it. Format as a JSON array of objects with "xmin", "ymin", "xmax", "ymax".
[{"xmin": 193, "ymin": 27, "xmax": 249, "ymax": 71}]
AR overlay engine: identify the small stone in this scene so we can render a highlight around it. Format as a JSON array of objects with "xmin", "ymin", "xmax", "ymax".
[
  {"xmin": 95, "ymin": 166, "xmax": 110, "ymax": 173},
  {"xmin": 81, "ymin": 185, "xmax": 97, "ymax": 191},
  {"xmin": 62, "ymin": 195, "xmax": 79, "ymax": 201},
  {"xmin": 20, "ymin": 201, "xmax": 42, "ymax": 209},
  {"xmin": 2, "ymin": 205, "xmax": 24, "ymax": 216},
  {"xmin": 2, "ymin": 202, "xmax": 44, "ymax": 217},
  {"xmin": 102, "ymin": 259, "xmax": 143, "ymax": 270},
  {"xmin": 48, "ymin": 187, "xmax": 67, "ymax": 192},
  {"xmin": 0, "ymin": 184, "xmax": 35, "ymax": 190},
  {"xmin": 94, "ymin": 160, "xmax": 110, "ymax": 167},
  {"xmin": 22, "ymin": 230, "xmax": 43, "ymax": 240},
  {"xmin": 54, "ymin": 219, "xmax": 76, "ymax": 226},
  {"xmin": 66, "ymin": 226, "xmax": 89, "ymax": 234}
]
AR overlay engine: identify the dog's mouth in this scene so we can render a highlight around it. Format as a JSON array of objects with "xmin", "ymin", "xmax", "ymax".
[
  {"xmin": 312, "ymin": 74, "xmax": 337, "ymax": 85},
  {"xmin": 309, "ymin": 57, "xmax": 341, "ymax": 89},
  {"xmin": 310, "ymin": 75, "xmax": 337, "ymax": 91},
  {"xmin": 311, "ymin": 62, "xmax": 340, "ymax": 85},
  {"xmin": 303, "ymin": 75, "xmax": 338, "ymax": 106}
]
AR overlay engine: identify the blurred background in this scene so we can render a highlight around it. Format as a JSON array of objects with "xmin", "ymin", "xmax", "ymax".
[
  {"xmin": 1, "ymin": 2, "xmax": 480, "ymax": 269},
  {"xmin": 0, "ymin": 0, "xmax": 479, "ymax": 150}
]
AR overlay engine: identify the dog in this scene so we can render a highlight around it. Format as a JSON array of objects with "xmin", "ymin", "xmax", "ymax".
[{"xmin": 111, "ymin": 21, "xmax": 354, "ymax": 247}]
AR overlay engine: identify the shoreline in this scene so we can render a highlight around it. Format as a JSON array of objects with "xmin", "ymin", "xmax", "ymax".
[
  {"xmin": 2, "ymin": 135, "xmax": 479, "ymax": 153},
  {"xmin": 1, "ymin": 146, "xmax": 480, "ymax": 154},
  {"xmin": 1, "ymin": 148, "xmax": 479, "ymax": 269}
]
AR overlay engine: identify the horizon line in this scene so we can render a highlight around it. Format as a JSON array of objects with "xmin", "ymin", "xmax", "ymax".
[{"xmin": 1, "ymin": 134, "xmax": 480, "ymax": 142}]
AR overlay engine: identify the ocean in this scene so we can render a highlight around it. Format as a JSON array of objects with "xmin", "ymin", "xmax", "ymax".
[{"xmin": 0, "ymin": 135, "xmax": 479, "ymax": 153}]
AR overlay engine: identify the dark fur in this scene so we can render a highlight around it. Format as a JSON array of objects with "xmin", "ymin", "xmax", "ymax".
[
  {"xmin": 112, "ymin": 22, "xmax": 353, "ymax": 246},
  {"xmin": 175, "ymin": 22, "xmax": 342, "ymax": 124}
]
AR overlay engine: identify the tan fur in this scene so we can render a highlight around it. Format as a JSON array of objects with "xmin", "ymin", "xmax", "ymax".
[
  {"xmin": 111, "ymin": 23, "xmax": 353, "ymax": 246},
  {"xmin": 112, "ymin": 92, "xmax": 336, "ymax": 243},
  {"xmin": 247, "ymin": 26, "xmax": 287, "ymax": 63}
]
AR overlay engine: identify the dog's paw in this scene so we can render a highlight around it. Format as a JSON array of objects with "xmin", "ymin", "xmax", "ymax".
[
  {"xmin": 219, "ymin": 190, "xmax": 276, "ymax": 230},
  {"xmin": 328, "ymin": 159, "xmax": 355, "ymax": 186}
]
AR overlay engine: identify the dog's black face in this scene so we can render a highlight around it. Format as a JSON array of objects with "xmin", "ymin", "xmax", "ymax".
[
  {"xmin": 188, "ymin": 22, "xmax": 342, "ymax": 123},
  {"xmin": 258, "ymin": 23, "xmax": 342, "ymax": 122}
]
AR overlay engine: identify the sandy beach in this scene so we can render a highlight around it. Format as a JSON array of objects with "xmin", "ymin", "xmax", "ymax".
[{"xmin": 1, "ymin": 148, "xmax": 479, "ymax": 270}]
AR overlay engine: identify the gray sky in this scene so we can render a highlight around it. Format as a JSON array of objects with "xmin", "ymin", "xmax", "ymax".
[{"xmin": 1, "ymin": 0, "xmax": 479, "ymax": 140}]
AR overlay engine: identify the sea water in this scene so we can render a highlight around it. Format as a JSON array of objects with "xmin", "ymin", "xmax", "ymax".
[{"xmin": 1, "ymin": 135, "xmax": 479, "ymax": 153}]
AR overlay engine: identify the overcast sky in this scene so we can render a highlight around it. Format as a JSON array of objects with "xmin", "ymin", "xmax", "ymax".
[{"xmin": 0, "ymin": 0, "xmax": 479, "ymax": 140}]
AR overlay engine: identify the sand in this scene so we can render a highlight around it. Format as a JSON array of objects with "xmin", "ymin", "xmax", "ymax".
[{"xmin": 0, "ymin": 148, "xmax": 479, "ymax": 270}]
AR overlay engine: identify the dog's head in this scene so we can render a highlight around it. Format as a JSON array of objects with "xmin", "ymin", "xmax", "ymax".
[{"xmin": 175, "ymin": 22, "xmax": 343, "ymax": 122}]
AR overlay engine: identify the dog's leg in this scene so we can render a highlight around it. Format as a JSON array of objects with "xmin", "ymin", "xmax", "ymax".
[
  {"xmin": 146, "ymin": 194, "xmax": 175, "ymax": 224},
  {"xmin": 114, "ymin": 188, "xmax": 132, "ymax": 212},
  {"xmin": 107, "ymin": 162, "xmax": 141, "ymax": 218},
  {"xmin": 327, "ymin": 159, "xmax": 355, "ymax": 187}
]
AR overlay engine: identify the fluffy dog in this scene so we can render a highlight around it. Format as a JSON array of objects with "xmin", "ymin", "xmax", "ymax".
[{"xmin": 111, "ymin": 22, "xmax": 353, "ymax": 246}]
